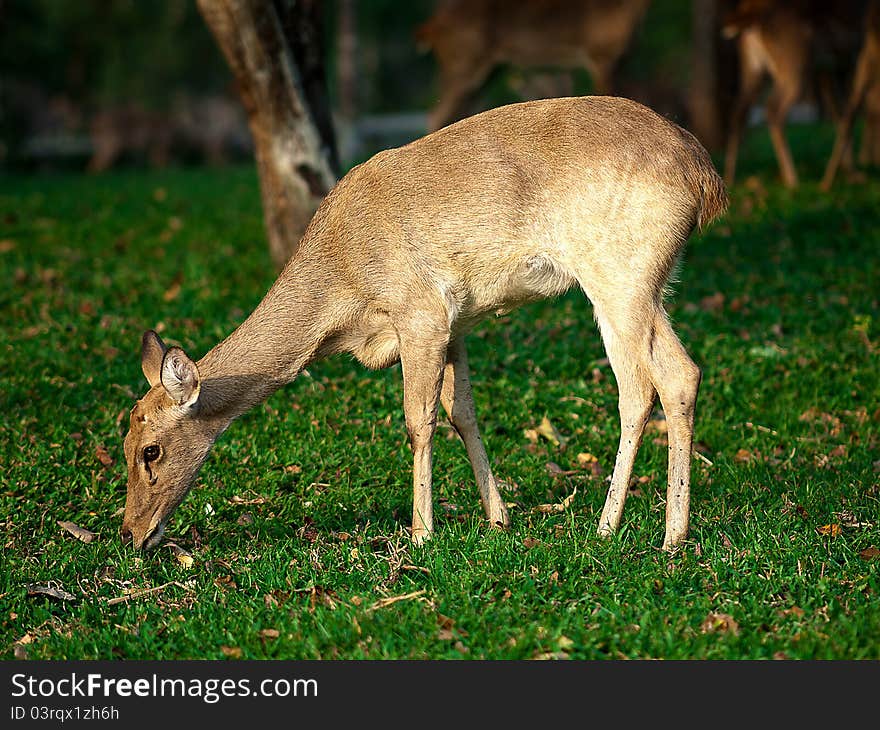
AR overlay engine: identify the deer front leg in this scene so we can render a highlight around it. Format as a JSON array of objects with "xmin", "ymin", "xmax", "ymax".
[
  {"xmin": 440, "ymin": 337, "xmax": 509, "ymax": 529},
  {"xmin": 399, "ymin": 333, "xmax": 448, "ymax": 545}
]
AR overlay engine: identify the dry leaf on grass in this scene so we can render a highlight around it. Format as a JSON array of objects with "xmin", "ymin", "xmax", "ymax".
[
  {"xmin": 778, "ymin": 606, "xmax": 805, "ymax": 619},
  {"xmin": 220, "ymin": 646, "xmax": 242, "ymax": 659},
  {"xmin": 859, "ymin": 547, "xmax": 880, "ymax": 561},
  {"xmin": 230, "ymin": 494, "xmax": 267, "ymax": 505},
  {"xmin": 817, "ymin": 523, "xmax": 841, "ymax": 537},
  {"xmin": 95, "ymin": 444, "xmax": 114, "ymax": 467},
  {"xmin": 167, "ymin": 544, "xmax": 194, "ymax": 569},
  {"xmin": 367, "ymin": 589, "xmax": 426, "ymax": 611},
  {"xmin": 535, "ymin": 416, "xmax": 567, "ymax": 447},
  {"xmin": 57, "ymin": 520, "xmax": 97, "ymax": 543},
  {"xmin": 533, "ymin": 487, "xmax": 577, "ymax": 514},
  {"xmin": 522, "ymin": 537, "xmax": 541, "ymax": 549},
  {"xmin": 700, "ymin": 612, "xmax": 739, "ymax": 635},
  {"xmin": 259, "ymin": 628, "xmax": 280, "ymax": 639},
  {"xmin": 26, "ymin": 584, "xmax": 77, "ymax": 602},
  {"xmin": 531, "ymin": 650, "xmax": 570, "ymax": 660}
]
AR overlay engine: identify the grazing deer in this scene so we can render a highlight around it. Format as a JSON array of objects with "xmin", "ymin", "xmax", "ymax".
[
  {"xmin": 121, "ymin": 96, "xmax": 727, "ymax": 554},
  {"xmin": 416, "ymin": 0, "xmax": 652, "ymax": 131},
  {"xmin": 822, "ymin": 0, "xmax": 880, "ymax": 189},
  {"xmin": 722, "ymin": 0, "xmax": 867, "ymax": 188}
]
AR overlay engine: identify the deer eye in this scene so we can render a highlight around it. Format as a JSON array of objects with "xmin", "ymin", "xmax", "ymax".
[{"xmin": 143, "ymin": 445, "xmax": 161, "ymax": 462}]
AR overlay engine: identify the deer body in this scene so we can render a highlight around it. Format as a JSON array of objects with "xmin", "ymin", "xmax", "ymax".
[
  {"xmin": 122, "ymin": 96, "xmax": 727, "ymax": 553},
  {"xmin": 722, "ymin": 0, "xmax": 869, "ymax": 188},
  {"xmin": 417, "ymin": 0, "xmax": 651, "ymax": 131}
]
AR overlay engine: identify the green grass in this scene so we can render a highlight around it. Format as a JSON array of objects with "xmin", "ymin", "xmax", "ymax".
[{"xmin": 1, "ymin": 124, "xmax": 879, "ymax": 660}]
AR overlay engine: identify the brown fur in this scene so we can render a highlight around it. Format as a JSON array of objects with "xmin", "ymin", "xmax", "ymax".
[
  {"xmin": 417, "ymin": 0, "xmax": 651, "ymax": 131},
  {"xmin": 722, "ymin": 0, "xmax": 870, "ymax": 188},
  {"xmin": 121, "ymin": 96, "xmax": 727, "ymax": 553}
]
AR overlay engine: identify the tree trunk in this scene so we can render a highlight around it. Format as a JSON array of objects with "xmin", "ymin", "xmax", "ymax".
[{"xmin": 196, "ymin": 0, "xmax": 339, "ymax": 270}]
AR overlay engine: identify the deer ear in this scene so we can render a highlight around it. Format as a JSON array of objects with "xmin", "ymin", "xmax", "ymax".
[
  {"xmin": 160, "ymin": 346, "xmax": 201, "ymax": 408},
  {"xmin": 141, "ymin": 330, "xmax": 167, "ymax": 388}
]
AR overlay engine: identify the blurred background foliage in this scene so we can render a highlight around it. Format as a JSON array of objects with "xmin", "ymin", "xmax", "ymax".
[{"xmin": 0, "ymin": 0, "xmax": 695, "ymax": 171}]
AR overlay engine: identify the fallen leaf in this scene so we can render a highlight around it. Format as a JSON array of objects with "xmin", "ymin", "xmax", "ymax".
[
  {"xmin": 576, "ymin": 452, "xmax": 597, "ymax": 466},
  {"xmin": 0, "ymin": 239, "xmax": 16, "ymax": 253},
  {"xmin": 167, "ymin": 544, "xmax": 194, "ymax": 569},
  {"xmin": 535, "ymin": 416, "xmax": 567, "ymax": 447},
  {"xmin": 57, "ymin": 520, "xmax": 97, "ymax": 543},
  {"xmin": 14, "ymin": 644, "xmax": 28, "ymax": 660},
  {"xmin": 778, "ymin": 606, "xmax": 805, "ymax": 618},
  {"xmin": 817, "ymin": 523, "xmax": 841, "ymax": 537},
  {"xmin": 533, "ymin": 487, "xmax": 577, "ymax": 514},
  {"xmin": 700, "ymin": 612, "xmax": 739, "ymax": 636},
  {"xmin": 26, "ymin": 584, "xmax": 77, "ymax": 602},
  {"xmin": 700, "ymin": 292, "xmax": 725, "ymax": 312},
  {"xmin": 523, "ymin": 428, "xmax": 539, "ymax": 444},
  {"xmin": 532, "ymin": 650, "xmax": 570, "ymax": 660},
  {"xmin": 220, "ymin": 646, "xmax": 242, "ymax": 659},
  {"xmin": 230, "ymin": 494, "xmax": 267, "ymax": 505},
  {"xmin": 859, "ymin": 547, "xmax": 880, "ymax": 560},
  {"xmin": 95, "ymin": 444, "xmax": 114, "ymax": 467},
  {"xmin": 522, "ymin": 537, "xmax": 541, "ymax": 549},
  {"xmin": 734, "ymin": 448, "xmax": 753, "ymax": 463},
  {"xmin": 259, "ymin": 628, "xmax": 280, "ymax": 639}
]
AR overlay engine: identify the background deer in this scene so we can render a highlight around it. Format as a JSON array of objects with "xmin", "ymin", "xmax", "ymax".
[
  {"xmin": 722, "ymin": 0, "xmax": 868, "ymax": 188},
  {"xmin": 121, "ymin": 96, "xmax": 727, "ymax": 554},
  {"xmin": 822, "ymin": 0, "xmax": 880, "ymax": 189},
  {"xmin": 416, "ymin": 0, "xmax": 652, "ymax": 131}
]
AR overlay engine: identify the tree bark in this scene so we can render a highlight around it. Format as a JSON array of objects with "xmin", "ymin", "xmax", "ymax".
[{"xmin": 196, "ymin": 0, "xmax": 339, "ymax": 270}]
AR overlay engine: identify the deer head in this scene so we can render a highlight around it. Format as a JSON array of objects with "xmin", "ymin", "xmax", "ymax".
[{"xmin": 121, "ymin": 330, "xmax": 216, "ymax": 550}]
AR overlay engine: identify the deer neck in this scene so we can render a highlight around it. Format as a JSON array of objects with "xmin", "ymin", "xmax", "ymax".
[{"xmin": 194, "ymin": 252, "xmax": 345, "ymax": 423}]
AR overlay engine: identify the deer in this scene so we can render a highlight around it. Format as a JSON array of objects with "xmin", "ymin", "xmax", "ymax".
[
  {"xmin": 120, "ymin": 95, "xmax": 727, "ymax": 555},
  {"xmin": 415, "ymin": 0, "xmax": 652, "ymax": 132},
  {"xmin": 821, "ymin": 0, "xmax": 880, "ymax": 189},
  {"xmin": 722, "ymin": 0, "xmax": 870, "ymax": 188}
]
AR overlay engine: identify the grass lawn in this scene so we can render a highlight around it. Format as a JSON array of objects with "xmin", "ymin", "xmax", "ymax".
[{"xmin": 1, "ymin": 122, "xmax": 878, "ymax": 660}]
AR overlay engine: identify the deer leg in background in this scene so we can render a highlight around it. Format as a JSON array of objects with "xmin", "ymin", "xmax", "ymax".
[
  {"xmin": 429, "ymin": 60, "xmax": 494, "ymax": 132},
  {"xmin": 440, "ymin": 337, "xmax": 509, "ymax": 529},
  {"xmin": 594, "ymin": 305, "xmax": 657, "ymax": 540},
  {"xmin": 765, "ymin": 80, "xmax": 801, "ymax": 188},
  {"xmin": 399, "ymin": 329, "xmax": 449, "ymax": 544},
  {"xmin": 724, "ymin": 47, "xmax": 765, "ymax": 187},
  {"xmin": 863, "ymin": 89, "xmax": 880, "ymax": 165},
  {"xmin": 822, "ymin": 41, "xmax": 873, "ymax": 189}
]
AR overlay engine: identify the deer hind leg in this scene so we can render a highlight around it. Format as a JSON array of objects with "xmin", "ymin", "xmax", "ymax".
[
  {"xmin": 823, "ymin": 47, "xmax": 874, "ymax": 189},
  {"xmin": 643, "ymin": 310, "xmax": 701, "ymax": 551},
  {"xmin": 724, "ymin": 45, "xmax": 765, "ymax": 187},
  {"xmin": 764, "ymin": 58, "xmax": 803, "ymax": 188},
  {"xmin": 440, "ymin": 337, "xmax": 509, "ymax": 529},
  {"xmin": 594, "ymin": 309, "xmax": 656, "ymax": 540},
  {"xmin": 398, "ymin": 331, "xmax": 449, "ymax": 545}
]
